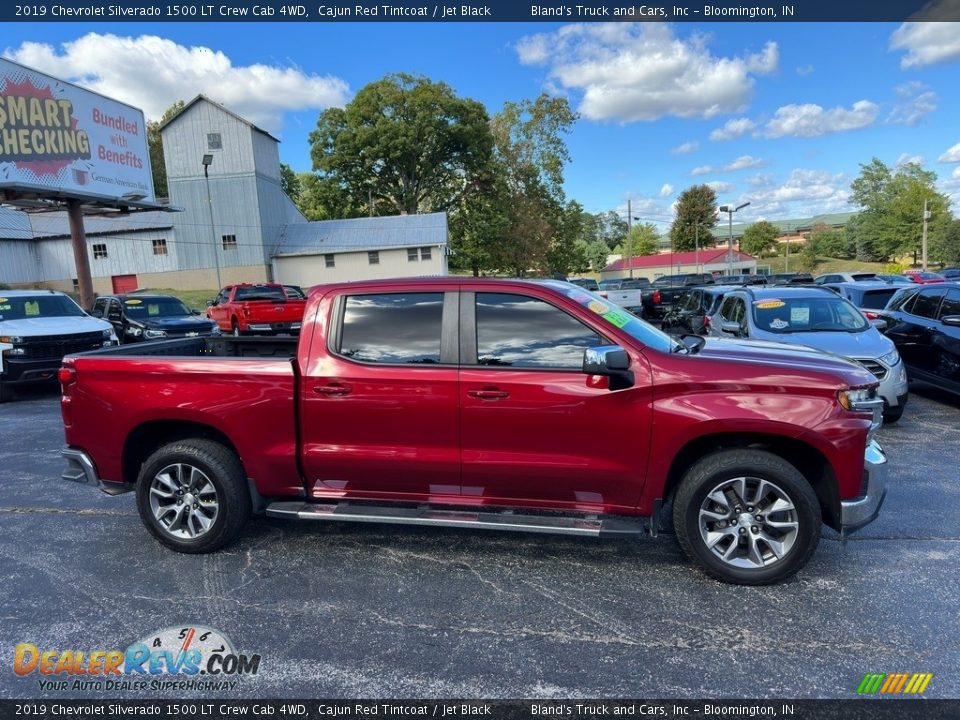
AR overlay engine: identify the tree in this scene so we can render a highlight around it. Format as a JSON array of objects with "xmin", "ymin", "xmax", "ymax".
[
  {"xmin": 617, "ymin": 223, "xmax": 660, "ymax": 257},
  {"xmin": 806, "ymin": 223, "xmax": 853, "ymax": 259},
  {"xmin": 740, "ymin": 221, "xmax": 780, "ymax": 256},
  {"xmin": 146, "ymin": 100, "xmax": 185, "ymax": 200},
  {"xmin": 584, "ymin": 239, "xmax": 611, "ymax": 272},
  {"xmin": 669, "ymin": 185, "xmax": 717, "ymax": 252},
  {"xmin": 294, "ymin": 173, "xmax": 365, "ymax": 221},
  {"xmin": 448, "ymin": 161, "xmax": 510, "ymax": 276},
  {"xmin": 933, "ymin": 219, "xmax": 960, "ymax": 266},
  {"xmin": 847, "ymin": 157, "xmax": 953, "ymax": 262},
  {"xmin": 280, "ymin": 163, "xmax": 301, "ymax": 200},
  {"xmin": 309, "ymin": 73, "xmax": 493, "ymax": 216}
]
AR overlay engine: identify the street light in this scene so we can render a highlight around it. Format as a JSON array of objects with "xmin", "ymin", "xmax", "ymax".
[
  {"xmin": 202, "ymin": 154, "xmax": 222, "ymax": 290},
  {"xmin": 719, "ymin": 201, "xmax": 750, "ymax": 275}
]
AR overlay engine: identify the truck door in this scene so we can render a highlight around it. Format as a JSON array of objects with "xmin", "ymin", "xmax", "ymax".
[
  {"xmin": 458, "ymin": 289, "xmax": 652, "ymax": 512},
  {"xmin": 299, "ymin": 290, "xmax": 461, "ymax": 502}
]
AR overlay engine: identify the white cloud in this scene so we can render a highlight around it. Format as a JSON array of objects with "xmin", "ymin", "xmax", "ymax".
[
  {"xmin": 691, "ymin": 155, "xmax": 764, "ymax": 176},
  {"xmin": 709, "ymin": 117, "xmax": 756, "ymax": 141},
  {"xmin": 939, "ymin": 142, "xmax": 960, "ymax": 163},
  {"xmin": 745, "ymin": 169, "xmax": 850, "ymax": 217},
  {"xmin": 762, "ymin": 100, "xmax": 879, "ymax": 138},
  {"xmin": 4, "ymin": 34, "xmax": 349, "ymax": 132},
  {"xmin": 671, "ymin": 140, "xmax": 699, "ymax": 155},
  {"xmin": 888, "ymin": 82, "xmax": 937, "ymax": 125},
  {"xmin": 796, "ymin": 65, "xmax": 815, "ymax": 76},
  {"xmin": 659, "ymin": 183, "xmax": 674, "ymax": 197},
  {"xmin": 691, "ymin": 165, "xmax": 712, "ymax": 177},
  {"xmin": 706, "ymin": 181, "xmax": 735, "ymax": 194},
  {"xmin": 896, "ymin": 153, "xmax": 924, "ymax": 167},
  {"xmin": 890, "ymin": 19, "xmax": 960, "ymax": 69},
  {"xmin": 515, "ymin": 24, "xmax": 778, "ymax": 122}
]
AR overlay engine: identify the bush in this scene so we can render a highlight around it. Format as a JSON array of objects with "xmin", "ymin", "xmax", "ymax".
[{"xmin": 884, "ymin": 263, "xmax": 906, "ymax": 274}]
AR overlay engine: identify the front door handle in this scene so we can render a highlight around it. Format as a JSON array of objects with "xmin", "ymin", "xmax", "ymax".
[
  {"xmin": 467, "ymin": 388, "xmax": 509, "ymax": 400},
  {"xmin": 314, "ymin": 383, "xmax": 352, "ymax": 397}
]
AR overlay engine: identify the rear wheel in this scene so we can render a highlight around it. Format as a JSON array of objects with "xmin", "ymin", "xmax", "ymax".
[
  {"xmin": 673, "ymin": 449, "xmax": 821, "ymax": 585},
  {"xmin": 136, "ymin": 439, "xmax": 250, "ymax": 553},
  {"xmin": 231, "ymin": 320, "xmax": 241, "ymax": 337}
]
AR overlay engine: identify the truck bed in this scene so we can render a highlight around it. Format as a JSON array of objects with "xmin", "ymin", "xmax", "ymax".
[{"xmin": 78, "ymin": 336, "xmax": 298, "ymax": 359}]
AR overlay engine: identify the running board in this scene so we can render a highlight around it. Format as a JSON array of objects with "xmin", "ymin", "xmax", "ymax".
[{"xmin": 264, "ymin": 501, "xmax": 647, "ymax": 538}]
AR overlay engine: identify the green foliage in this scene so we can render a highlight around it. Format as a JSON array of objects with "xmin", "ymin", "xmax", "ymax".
[
  {"xmin": 619, "ymin": 223, "xmax": 660, "ymax": 257},
  {"xmin": 847, "ymin": 157, "xmax": 953, "ymax": 262},
  {"xmin": 309, "ymin": 73, "xmax": 493, "ymax": 216},
  {"xmin": 582, "ymin": 211, "xmax": 629, "ymax": 251},
  {"xmin": 885, "ymin": 262, "xmax": 906, "ymax": 274},
  {"xmin": 448, "ymin": 162, "xmax": 510, "ymax": 276},
  {"xmin": 584, "ymin": 239, "xmax": 611, "ymax": 272},
  {"xmin": 279, "ymin": 163, "xmax": 301, "ymax": 200},
  {"xmin": 931, "ymin": 219, "xmax": 960, "ymax": 266},
  {"xmin": 669, "ymin": 185, "xmax": 717, "ymax": 251},
  {"xmin": 740, "ymin": 221, "xmax": 780, "ymax": 256},
  {"xmin": 806, "ymin": 224, "xmax": 853, "ymax": 259},
  {"xmin": 294, "ymin": 173, "xmax": 365, "ymax": 221},
  {"xmin": 146, "ymin": 100, "xmax": 185, "ymax": 200},
  {"xmin": 797, "ymin": 244, "xmax": 820, "ymax": 271}
]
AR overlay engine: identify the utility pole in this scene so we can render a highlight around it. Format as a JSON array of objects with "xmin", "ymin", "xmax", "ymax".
[
  {"xmin": 922, "ymin": 198, "xmax": 930, "ymax": 271},
  {"xmin": 67, "ymin": 200, "xmax": 94, "ymax": 309},
  {"xmin": 626, "ymin": 197, "xmax": 633, "ymax": 280}
]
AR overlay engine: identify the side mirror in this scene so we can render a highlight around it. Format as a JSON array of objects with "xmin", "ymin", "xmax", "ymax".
[
  {"xmin": 943, "ymin": 315, "xmax": 960, "ymax": 327},
  {"xmin": 720, "ymin": 320, "xmax": 743, "ymax": 336},
  {"xmin": 870, "ymin": 318, "xmax": 888, "ymax": 331},
  {"xmin": 206, "ymin": 300, "xmax": 215, "ymax": 307},
  {"xmin": 582, "ymin": 345, "xmax": 634, "ymax": 391}
]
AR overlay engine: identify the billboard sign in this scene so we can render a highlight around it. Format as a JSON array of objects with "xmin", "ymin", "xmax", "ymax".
[{"xmin": 0, "ymin": 58, "xmax": 155, "ymax": 204}]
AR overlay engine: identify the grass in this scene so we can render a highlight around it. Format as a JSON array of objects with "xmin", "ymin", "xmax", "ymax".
[
  {"xmin": 760, "ymin": 255, "xmax": 891, "ymax": 275},
  {"xmin": 132, "ymin": 288, "xmax": 217, "ymax": 311}
]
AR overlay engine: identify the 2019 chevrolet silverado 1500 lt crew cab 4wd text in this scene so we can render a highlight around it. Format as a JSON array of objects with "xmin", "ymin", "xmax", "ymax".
[{"xmin": 60, "ymin": 279, "xmax": 888, "ymax": 585}]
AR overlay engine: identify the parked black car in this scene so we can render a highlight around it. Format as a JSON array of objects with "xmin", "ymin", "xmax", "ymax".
[
  {"xmin": 568, "ymin": 278, "xmax": 600, "ymax": 292},
  {"xmin": 661, "ymin": 285, "xmax": 738, "ymax": 335},
  {"xmin": 877, "ymin": 285, "xmax": 960, "ymax": 397},
  {"xmin": 767, "ymin": 272, "xmax": 815, "ymax": 285},
  {"xmin": 91, "ymin": 294, "xmax": 220, "ymax": 343}
]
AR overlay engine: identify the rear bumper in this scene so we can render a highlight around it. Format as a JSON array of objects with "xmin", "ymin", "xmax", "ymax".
[
  {"xmin": 62, "ymin": 448, "xmax": 133, "ymax": 496},
  {"xmin": 840, "ymin": 439, "xmax": 887, "ymax": 534},
  {"xmin": 1, "ymin": 358, "xmax": 61, "ymax": 385},
  {"xmin": 245, "ymin": 321, "xmax": 301, "ymax": 334}
]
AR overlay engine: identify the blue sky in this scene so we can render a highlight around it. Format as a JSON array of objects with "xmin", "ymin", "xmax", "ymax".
[{"xmin": 7, "ymin": 21, "xmax": 960, "ymax": 230}]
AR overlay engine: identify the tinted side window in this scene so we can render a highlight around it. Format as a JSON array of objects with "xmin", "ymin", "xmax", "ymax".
[
  {"xmin": 939, "ymin": 289, "xmax": 960, "ymax": 319},
  {"xmin": 475, "ymin": 293, "xmax": 600, "ymax": 369},
  {"xmin": 910, "ymin": 289, "xmax": 946, "ymax": 319},
  {"xmin": 107, "ymin": 300, "xmax": 122, "ymax": 322},
  {"xmin": 718, "ymin": 296, "xmax": 738, "ymax": 320},
  {"xmin": 339, "ymin": 293, "xmax": 444, "ymax": 364},
  {"xmin": 93, "ymin": 298, "xmax": 107, "ymax": 315}
]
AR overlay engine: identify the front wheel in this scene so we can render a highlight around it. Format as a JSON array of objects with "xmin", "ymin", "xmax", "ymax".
[
  {"xmin": 136, "ymin": 439, "xmax": 251, "ymax": 553},
  {"xmin": 0, "ymin": 381, "xmax": 12, "ymax": 403},
  {"xmin": 883, "ymin": 403, "xmax": 904, "ymax": 423},
  {"xmin": 673, "ymin": 449, "xmax": 821, "ymax": 585},
  {"xmin": 231, "ymin": 320, "xmax": 241, "ymax": 337}
]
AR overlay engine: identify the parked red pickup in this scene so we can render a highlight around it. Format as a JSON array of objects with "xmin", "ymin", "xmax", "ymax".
[
  {"xmin": 60, "ymin": 278, "xmax": 888, "ymax": 584},
  {"xmin": 206, "ymin": 283, "xmax": 305, "ymax": 336}
]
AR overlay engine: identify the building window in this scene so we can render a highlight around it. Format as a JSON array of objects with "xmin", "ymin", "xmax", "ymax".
[
  {"xmin": 420, "ymin": 247, "xmax": 432, "ymax": 261},
  {"xmin": 207, "ymin": 133, "xmax": 222, "ymax": 150},
  {"xmin": 93, "ymin": 243, "xmax": 108, "ymax": 260},
  {"xmin": 407, "ymin": 248, "xmax": 419, "ymax": 262},
  {"xmin": 368, "ymin": 251, "xmax": 380, "ymax": 265},
  {"xmin": 222, "ymin": 234, "xmax": 237, "ymax": 251},
  {"xmin": 72, "ymin": 278, "xmax": 79, "ymax": 292},
  {"xmin": 152, "ymin": 238, "xmax": 168, "ymax": 256},
  {"xmin": 325, "ymin": 254, "xmax": 335, "ymax": 268}
]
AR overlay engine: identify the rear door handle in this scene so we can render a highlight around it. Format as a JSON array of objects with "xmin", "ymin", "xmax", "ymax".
[
  {"xmin": 314, "ymin": 383, "xmax": 352, "ymax": 397},
  {"xmin": 467, "ymin": 388, "xmax": 509, "ymax": 400}
]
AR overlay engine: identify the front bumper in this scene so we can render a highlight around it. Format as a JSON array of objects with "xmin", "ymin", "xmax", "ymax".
[
  {"xmin": 840, "ymin": 439, "xmax": 887, "ymax": 534},
  {"xmin": 1, "ymin": 357, "xmax": 61, "ymax": 385},
  {"xmin": 62, "ymin": 448, "xmax": 133, "ymax": 496}
]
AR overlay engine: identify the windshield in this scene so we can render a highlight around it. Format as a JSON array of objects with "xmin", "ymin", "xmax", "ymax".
[
  {"xmin": 752, "ymin": 295, "xmax": 869, "ymax": 333},
  {"xmin": 235, "ymin": 286, "xmax": 287, "ymax": 302},
  {"xmin": 852, "ymin": 274, "xmax": 878, "ymax": 281},
  {"xmin": 122, "ymin": 298, "xmax": 192, "ymax": 317},
  {"xmin": 0, "ymin": 294, "xmax": 85, "ymax": 321},
  {"xmin": 598, "ymin": 280, "xmax": 621, "ymax": 290},
  {"xmin": 859, "ymin": 289, "xmax": 897, "ymax": 310},
  {"xmin": 561, "ymin": 286, "xmax": 679, "ymax": 353}
]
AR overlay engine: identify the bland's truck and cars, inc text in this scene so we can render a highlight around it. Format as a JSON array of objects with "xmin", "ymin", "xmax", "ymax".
[{"xmin": 61, "ymin": 278, "xmax": 887, "ymax": 586}]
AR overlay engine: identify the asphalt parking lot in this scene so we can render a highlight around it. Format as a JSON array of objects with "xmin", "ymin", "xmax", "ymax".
[{"xmin": 1, "ymin": 384, "xmax": 959, "ymax": 700}]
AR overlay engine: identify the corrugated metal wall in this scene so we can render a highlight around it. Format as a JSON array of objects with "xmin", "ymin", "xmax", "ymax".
[{"xmin": 0, "ymin": 240, "xmax": 43, "ymax": 284}]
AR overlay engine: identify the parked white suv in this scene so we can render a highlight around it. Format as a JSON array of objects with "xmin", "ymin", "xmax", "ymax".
[{"xmin": 0, "ymin": 290, "xmax": 117, "ymax": 402}]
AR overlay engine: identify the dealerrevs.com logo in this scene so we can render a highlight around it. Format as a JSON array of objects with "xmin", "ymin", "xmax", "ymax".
[{"xmin": 13, "ymin": 625, "xmax": 261, "ymax": 692}]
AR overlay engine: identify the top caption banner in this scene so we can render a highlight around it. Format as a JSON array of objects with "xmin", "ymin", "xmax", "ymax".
[{"xmin": 6, "ymin": 0, "xmax": 960, "ymax": 22}]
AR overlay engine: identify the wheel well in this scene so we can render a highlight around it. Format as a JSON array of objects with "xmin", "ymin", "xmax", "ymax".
[
  {"xmin": 661, "ymin": 433, "xmax": 841, "ymax": 529},
  {"xmin": 122, "ymin": 420, "xmax": 242, "ymax": 486}
]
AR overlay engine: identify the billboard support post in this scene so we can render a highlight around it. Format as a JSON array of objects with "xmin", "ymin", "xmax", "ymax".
[{"xmin": 67, "ymin": 200, "xmax": 94, "ymax": 309}]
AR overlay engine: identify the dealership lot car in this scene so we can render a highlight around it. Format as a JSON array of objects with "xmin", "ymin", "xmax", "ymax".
[
  {"xmin": 91, "ymin": 294, "xmax": 220, "ymax": 343},
  {"xmin": 877, "ymin": 284, "xmax": 960, "ymax": 398},
  {"xmin": 819, "ymin": 281, "xmax": 900, "ymax": 320},
  {"xmin": 661, "ymin": 285, "xmax": 738, "ymax": 335},
  {"xmin": 707, "ymin": 286, "xmax": 908, "ymax": 422}
]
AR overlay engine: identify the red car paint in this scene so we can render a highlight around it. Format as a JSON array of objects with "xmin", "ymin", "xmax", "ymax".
[
  {"xmin": 61, "ymin": 278, "xmax": 880, "ymax": 527},
  {"xmin": 206, "ymin": 283, "xmax": 306, "ymax": 335}
]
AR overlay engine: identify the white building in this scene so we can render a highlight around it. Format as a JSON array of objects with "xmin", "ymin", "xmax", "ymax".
[{"xmin": 0, "ymin": 95, "xmax": 448, "ymax": 294}]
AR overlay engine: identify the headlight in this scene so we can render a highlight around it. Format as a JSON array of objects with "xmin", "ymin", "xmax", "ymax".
[
  {"xmin": 838, "ymin": 386, "xmax": 882, "ymax": 411},
  {"xmin": 0, "ymin": 335, "xmax": 24, "ymax": 344},
  {"xmin": 210, "ymin": 324, "xmax": 222, "ymax": 336},
  {"xmin": 879, "ymin": 348, "xmax": 900, "ymax": 366},
  {"xmin": 100, "ymin": 329, "xmax": 112, "ymax": 340},
  {"xmin": 144, "ymin": 329, "xmax": 167, "ymax": 339}
]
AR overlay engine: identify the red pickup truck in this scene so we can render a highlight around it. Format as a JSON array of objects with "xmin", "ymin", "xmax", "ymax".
[
  {"xmin": 60, "ymin": 278, "xmax": 887, "ymax": 585},
  {"xmin": 206, "ymin": 283, "xmax": 306, "ymax": 336}
]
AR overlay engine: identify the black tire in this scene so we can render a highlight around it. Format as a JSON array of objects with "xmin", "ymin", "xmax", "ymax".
[
  {"xmin": 673, "ymin": 449, "xmax": 821, "ymax": 585},
  {"xmin": 883, "ymin": 404, "xmax": 904, "ymax": 423},
  {"xmin": 231, "ymin": 320, "xmax": 241, "ymax": 337},
  {"xmin": 0, "ymin": 381, "xmax": 12, "ymax": 404},
  {"xmin": 136, "ymin": 439, "xmax": 250, "ymax": 553}
]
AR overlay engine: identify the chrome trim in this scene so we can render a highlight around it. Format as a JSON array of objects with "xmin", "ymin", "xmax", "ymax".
[
  {"xmin": 61, "ymin": 448, "xmax": 134, "ymax": 496},
  {"xmin": 840, "ymin": 439, "xmax": 887, "ymax": 535}
]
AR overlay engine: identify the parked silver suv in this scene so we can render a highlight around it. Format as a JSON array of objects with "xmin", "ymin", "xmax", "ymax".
[{"xmin": 706, "ymin": 286, "xmax": 908, "ymax": 422}]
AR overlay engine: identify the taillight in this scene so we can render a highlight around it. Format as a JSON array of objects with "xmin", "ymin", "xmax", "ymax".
[
  {"xmin": 652, "ymin": 290, "xmax": 662, "ymax": 304},
  {"xmin": 864, "ymin": 310, "xmax": 878, "ymax": 320},
  {"xmin": 703, "ymin": 314, "xmax": 711, "ymax": 327},
  {"xmin": 58, "ymin": 367, "xmax": 76, "ymax": 386}
]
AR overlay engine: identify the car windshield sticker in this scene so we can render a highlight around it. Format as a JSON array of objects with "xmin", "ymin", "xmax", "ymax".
[
  {"xmin": 124, "ymin": 299, "xmax": 142, "ymax": 305},
  {"xmin": 602, "ymin": 308, "xmax": 632, "ymax": 328},
  {"xmin": 24, "ymin": 301, "xmax": 39, "ymax": 317},
  {"xmin": 569, "ymin": 292, "xmax": 592, "ymax": 304},
  {"xmin": 587, "ymin": 301, "xmax": 608, "ymax": 315},
  {"xmin": 790, "ymin": 307, "xmax": 810, "ymax": 324},
  {"xmin": 755, "ymin": 299, "xmax": 785, "ymax": 309},
  {"xmin": 770, "ymin": 318, "xmax": 789, "ymax": 330}
]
